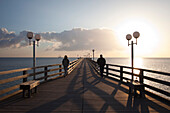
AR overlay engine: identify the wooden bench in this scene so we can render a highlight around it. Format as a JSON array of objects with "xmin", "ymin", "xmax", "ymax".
[
  {"xmin": 127, "ymin": 80, "xmax": 144, "ymax": 97},
  {"xmin": 20, "ymin": 80, "xmax": 40, "ymax": 98}
]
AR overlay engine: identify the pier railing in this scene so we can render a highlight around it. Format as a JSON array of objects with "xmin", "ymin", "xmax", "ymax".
[
  {"xmin": 0, "ymin": 58, "xmax": 82, "ymax": 101},
  {"xmin": 88, "ymin": 59, "xmax": 170, "ymax": 100}
]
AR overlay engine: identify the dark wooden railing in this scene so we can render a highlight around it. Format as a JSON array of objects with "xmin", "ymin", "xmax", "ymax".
[
  {"xmin": 0, "ymin": 58, "xmax": 82, "ymax": 101},
  {"xmin": 88, "ymin": 59, "xmax": 170, "ymax": 100}
]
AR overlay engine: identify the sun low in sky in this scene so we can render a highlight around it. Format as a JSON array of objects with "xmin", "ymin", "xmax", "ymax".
[
  {"xmin": 0, "ymin": 0, "xmax": 170, "ymax": 58},
  {"xmin": 115, "ymin": 18, "xmax": 160, "ymax": 57}
]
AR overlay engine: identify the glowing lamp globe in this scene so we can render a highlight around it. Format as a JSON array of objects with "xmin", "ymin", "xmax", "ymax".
[
  {"xmin": 27, "ymin": 32, "xmax": 33, "ymax": 39},
  {"xmin": 35, "ymin": 34, "xmax": 41, "ymax": 41},
  {"xmin": 126, "ymin": 34, "xmax": 132, "ymax": 40},
  {"xmin": 35, "ymin": 34, "xmax": 41, "ymax": 46},
  {"xmin": 27, "ymin": 32, "xmax": 33, "ymax": 45},
  {"xmin": 133, "ymin": 31, "xmax": 140, "ymax": 38}
]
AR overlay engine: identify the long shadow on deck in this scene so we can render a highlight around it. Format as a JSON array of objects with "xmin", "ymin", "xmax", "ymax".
[
  {"xmin": 84, "ymin": 61, "xmax": 127, "ymax": 113},
  {"xmin": 25, "ymin": 60, "xmax": 170, "ymax": 113},
  {"xmin": 1, "ymin": 59, "xmax": 169, "ymax": 113},
  {"xmin": 26, "ymin": 60, "xmax": 90, "ymax": 113},
  {"xmin": 26, "ymin": 60, "xmax": 128, "ymax": 113},
  {"xmin": 87, "ymin": 60, "xmax": 170, "ymax": 113}
]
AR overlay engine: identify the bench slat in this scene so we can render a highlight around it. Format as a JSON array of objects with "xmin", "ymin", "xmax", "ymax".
[{"xmin": 20, "ymin": 80, "xmax": 40, "ymax": 98}]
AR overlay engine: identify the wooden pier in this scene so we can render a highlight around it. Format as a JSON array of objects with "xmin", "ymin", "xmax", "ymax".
[{"xmin": 0, "ymin": 59, "xmax": 169, "ymax": 113}]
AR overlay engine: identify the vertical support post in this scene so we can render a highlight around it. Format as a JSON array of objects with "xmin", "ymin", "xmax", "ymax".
[
  {"xmin": 139, "ymin": 69, "xmax": 145, "ymax": 97},
  {"xmin": 22, "ymin": 71, "xmax": 27, "ymax": 97},
  {"xmin": 131, "ymin": 41, "xmax": 134, "ymax": 81},
  {"xmin": 59, "ymin": 65, "xmax": 62, "ymax": 75},
  {"xmin": 23, "ymin": 70, "xmax": 27, "ymax": 82},
  {"xmin": 93, "ymin": 51, "xmax": 94, "ymax": 60},
  {"xmin": 70, "ymin": 62, "xmax": 72, "ymax": 69},
  {"xmin": 33, "ymin": 40, "xmax": 36, "ymax": 80},
  {"xmin": 69, "ymin": 62, "xmax": 72, "ymax": 71},
  {"xmin": 139, "ymin": 69, "xmax": 144, "ymax": 83},
  {"xmin": 120, "ymin": 66, "xmax": 123, "ymax": 81},
  {"xmin": 44, "ymin": 67, "xmax": 48, "ymax": 81},
  {"xmin": 92, "ymin": 49, "xmax": 95, "ymax": 60},
  {"xmin": 106, "ymin": 64, "xmax": 109, "ymax": 76}
]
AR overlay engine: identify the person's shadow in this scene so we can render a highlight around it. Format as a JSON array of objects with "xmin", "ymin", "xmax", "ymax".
[{"xmin": 87, "ymin": 59, "xmax": 170, "ymax": 113}]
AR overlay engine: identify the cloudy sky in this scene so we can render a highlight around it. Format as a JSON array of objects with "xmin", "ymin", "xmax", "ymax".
[{"xmin": 0, "ymin": 0, "xmax": 170, "ymax": 58}]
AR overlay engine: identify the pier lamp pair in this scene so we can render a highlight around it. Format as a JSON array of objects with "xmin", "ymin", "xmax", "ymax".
[
  {"xmin": 126, "ymin": 31, "xmax": 140, "ymax": 81},
  {"xmin": 92, "ymin": 49, "xmax": 95, "ymax": 60},
  {"xmin": 27, "ymin": 32, "xmax": 41, "ymax": 80}
]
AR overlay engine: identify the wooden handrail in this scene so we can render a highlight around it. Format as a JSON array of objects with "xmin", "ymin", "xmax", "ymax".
[
  {"xmin": 107, "ymin": 64, "xmax": 170, "ymax": 76},
  {"xmin": 88, "ymin": 59, "xmax": 170, "ymax": 100},
  {"xmin": 0, "ymin": 64, "xmax": 63, "ymax": 76},
  {"xmin": 0, "ymin": 58, "xmax": 82, "ymax": 101},
  {"xmin": 0, "ymin": 68, "xmax": 33, "ymax": 75}
]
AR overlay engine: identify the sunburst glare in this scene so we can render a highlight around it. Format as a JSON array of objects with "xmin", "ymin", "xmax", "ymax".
[{"xmin": 115, "ymin": 19, "xmax": 160, "ymax": 57}]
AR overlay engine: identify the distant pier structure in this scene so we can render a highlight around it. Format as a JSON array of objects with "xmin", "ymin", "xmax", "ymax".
[{"xmin": 0, "ymin": 58, "xmax": 169, "ymax": 113}]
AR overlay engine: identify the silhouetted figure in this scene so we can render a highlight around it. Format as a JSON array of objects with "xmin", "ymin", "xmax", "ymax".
[
  {"xmin": 97, "ymin": 54, "xmax": 106, "ymax": 77},
  {"xmin": 62, "ymin": 55, "xmax": 69, "ymax": 77}
]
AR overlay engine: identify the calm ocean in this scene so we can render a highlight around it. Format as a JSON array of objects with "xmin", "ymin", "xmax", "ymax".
[
  {"xmin": 0, "ymin": 57, "xmax": 77, "ymax": 72},
  {"xmin": 105, "ymin": 58, "xmax": 170, "ymax": 73},
  {"xmin": 0, "ymin": 57, "xmax": 170, "ymax": 72},
  {"xmin": 0, "ymin": 58, "xmax": 169, "ymax": 99}
]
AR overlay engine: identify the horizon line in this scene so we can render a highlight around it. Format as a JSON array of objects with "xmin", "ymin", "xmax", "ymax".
[{"xmin": 0, "ymin": 57, "xmax": 170, "ymax": 59}]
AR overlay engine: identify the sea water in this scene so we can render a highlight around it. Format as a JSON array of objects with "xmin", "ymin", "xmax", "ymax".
[
  {"xmin": 98, "ymin": 58, "xmax": 170, "ymax": 100},
  {"xmin": 1, "ymin": 57, "xmax": 169, "ymax": 72},
  {"xmin": 0, "ymin": 57, "xmax": 77, "ymax": 98},
  {"xmin": 0, "ymin": 58, "xmax": 169, "ymax": 99}
]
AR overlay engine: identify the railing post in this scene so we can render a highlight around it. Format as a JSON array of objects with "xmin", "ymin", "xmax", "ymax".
[
  {"xmin": 96, "ymin": 61, "xmax": 98, "ymax": 72},
  {"xmin": 70, "ymin": 62, "xmax": 72, "ymax": 69},
  {"xmin": 120, "ymin": 66, "xmax": 123, "ymax": 81},
  {"xmin": 139, "ymin": 69, "xmax": 145, "ymax": 97},
  {"xmin": 139, "ymin": 69, "xmax": 144, "ymax": 83},
  {"xmin": 106, "ymin": 64, "xmax": 109, "ymax": 76},
  {"xmin": 23, "ymin": 70, "xmax": 27, "ymax": 82},
  {"xmin": 22, "ymin": 70, "xmax": 27, "ymax": 98},
  {"xmin": 44, "ymin": 67, "xmax": 48, "ymax": 81},
  {"xmin": 59, "ymin": 65, "xmax": 62, "ymax": 75}
]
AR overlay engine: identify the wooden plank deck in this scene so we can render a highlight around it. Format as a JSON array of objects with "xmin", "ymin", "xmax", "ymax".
[{"xmin": 0, "ymin": 59, "xmax": 169, "ymax": 113}]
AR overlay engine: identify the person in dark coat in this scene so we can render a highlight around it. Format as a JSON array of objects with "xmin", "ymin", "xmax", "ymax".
[
  {"xmin": 62, "ymin": 55, "xmax": 69, "ymax": 77},
  {"xmin": 97, "ymin": 54, "xmax": 106, "ymax": 77}
]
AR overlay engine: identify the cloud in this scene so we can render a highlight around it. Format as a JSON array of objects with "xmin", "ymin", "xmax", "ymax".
[
  {"xmin": 0, "ymin": 28, "xmax": 28, "ymax": 48},
  {"xmin": 40, "ymin": 28, "xmax": 120, "ymax": 51},
  {"xmin": 0, "ymin": 28, "xmax": 121, "ymax": 52}
]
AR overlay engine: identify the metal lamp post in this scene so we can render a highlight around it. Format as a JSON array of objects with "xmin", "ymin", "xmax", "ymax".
[
  {"xmin": 126, "ymin": 31, "xmax": 140, "ymax": 81},
  {"xmin": 27, "ymin": 32, "xmax": 41, "ymax": 80},
  {"xmin": 92, "ymin": 49, "xmax": 95, "ymax": 60}
]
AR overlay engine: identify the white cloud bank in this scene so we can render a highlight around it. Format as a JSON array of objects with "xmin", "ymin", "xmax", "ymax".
[
  {"xmin": 0, "ymin": 28, "xmax": 122, "ymax": 53},
  {"xmin": 0, "ymin": 28, "xmax": 28, "ymax": 48}
]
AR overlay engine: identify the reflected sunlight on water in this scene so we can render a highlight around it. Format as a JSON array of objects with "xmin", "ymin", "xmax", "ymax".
[
  {"xmin": 134, "ymin": 57, "xmax": 143, "ymax": 76},
  {"xmin": 0, "ymin": 58, "xmax": 169, "ymax": 100},
  {"xmin": 104, "ymin": 57, "xmax": 170, "ymax": 100},
  {"xmin": 134, "ymin": 57, "xmax": 143, "ymax": 68}
]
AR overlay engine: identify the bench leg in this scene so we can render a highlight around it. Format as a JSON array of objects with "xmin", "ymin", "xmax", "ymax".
[
  {"xmin": 30, "ymin": 87, "xmax": 36, "ymax": 94},
  {"xmin": 31, "ymin": 89, "xmax": 33, "ymax": 94},
  {"xmin": 134, "ymin": 88, "xmax": 137, "ymax": 97},
  {"xmin": 28, "ymin": 89, "xmax": 31, "ymax": 98},
  {"xmin": 129, "ymin": 87, "xmax": 132, "ymax": 94},
  {"xmin": 23, "ymin": 89, "xmax": 26, "ymax": 97},
  {"xmin": 35, "ymin": 86, "xmax": 37, "ymax": 93},
  {"xmin": 140, "ymin": 86, "xmax": 145, "ymax": 97}
]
